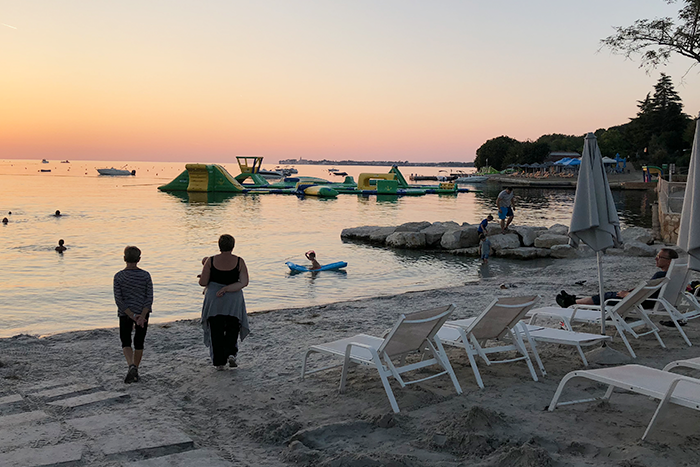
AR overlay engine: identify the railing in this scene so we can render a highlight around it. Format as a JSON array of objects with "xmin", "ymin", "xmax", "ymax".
[{"xmin": 657, "ymin": 179, "xmax": 686, "ymax": 214}]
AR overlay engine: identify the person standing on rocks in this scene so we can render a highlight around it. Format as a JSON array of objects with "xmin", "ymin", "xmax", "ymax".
[
  {"xmin": 114, "ymin": 245, "xmax": 153, "ymax": 383},
  {"xmin": 497, "ymin": 187, "xmax": 515, "ymax": 233}
]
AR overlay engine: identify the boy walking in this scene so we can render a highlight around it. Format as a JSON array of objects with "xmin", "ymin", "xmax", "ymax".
[
  {"xmin": 479, "ymin": 233, "xmax": 491, "ymax": 264},
  {"xmin": 114, "ymin": 246, "xmax": 153, "ymax": 383}
]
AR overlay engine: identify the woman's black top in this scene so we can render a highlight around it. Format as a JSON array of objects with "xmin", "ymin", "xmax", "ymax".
[{"xmin": 209, "ymin": 256, "xmax": 240, "ymax": 285}]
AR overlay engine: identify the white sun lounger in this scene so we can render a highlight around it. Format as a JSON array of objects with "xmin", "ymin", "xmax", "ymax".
[
  {"xmin": 527, "ymin": 278, "xmax": 668, "ymax": 358},
  {"xmin": 549, "ymin": 364, "xmax": 700, "ymax": 440},
  {"xmin": 301, "ymin": 304, "xmax": 462, "ymax": 413},
  {"xmin": 645, "ymin": 260, "xmax": 700, "ymax": 347},
  {"xmin": 437, "ymin": 296, "xmax": 541, "ymax": 388},
  {"xmin": 521, "ymin": 323, "xmax": 612, "ymax": 368},
  {"xmin": 663, "ymin": 356, "xmax": 700, "ymax": 373}
]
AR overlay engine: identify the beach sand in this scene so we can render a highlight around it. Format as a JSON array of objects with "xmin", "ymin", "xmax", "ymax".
[{"xmin": 1, "ymin": 255, "xmax": 699, "ymax": 466}]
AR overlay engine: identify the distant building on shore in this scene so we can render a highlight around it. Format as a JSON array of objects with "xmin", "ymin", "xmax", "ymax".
[{"xmin": 546, "ymin": 151, "xmax": 581, "ymax": 163}]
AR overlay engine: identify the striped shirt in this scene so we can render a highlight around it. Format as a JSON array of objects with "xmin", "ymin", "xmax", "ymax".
[{"xmin": 113, "ymin": 268, "xmax": 153, "ymax": 318}]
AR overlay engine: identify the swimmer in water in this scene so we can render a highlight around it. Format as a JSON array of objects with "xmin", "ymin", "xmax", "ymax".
[
  {"xmin": 55, "ymin": 239, "xmax": 67, "ymax": 253},
  {"xmin": 54, "ymin": 210, "xmax": 62, "ymax": 217}
]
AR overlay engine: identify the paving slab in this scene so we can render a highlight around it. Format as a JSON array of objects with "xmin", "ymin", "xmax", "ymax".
[
  {"xmin": 0, "ymin": 410, "xmax": 49, "ymax": 426},
  {"xmin": 47, "ymin": 391, "xmax": 129, "ymax": 408},
  {"xmin": 0, "ymin": 422, "xmax": 62, "ymax": 450},
  {"xmin": 0, "ymin": 393, "xmax": 23, "ymax": 405},
  {"xmin": 98, "ymin": 427, "xmax": 194, "ymax": 459},
  {"xmin": 0, "ymin": 442, "xmax": 84, "ymax": 467},
  {"xmin": 67, "ymin": 412, "xmax": 147, "ymax": 435},
  {"xmin": 24, "ymin": 379, "xmax": 80, "ymax": 394},
  {"xmin": 30, "ymin": 383, "xmax": 101, "ymax": 400},
  {"xmin": 123, "ymin": 449, "xmax": 233, "ymax": 467}
]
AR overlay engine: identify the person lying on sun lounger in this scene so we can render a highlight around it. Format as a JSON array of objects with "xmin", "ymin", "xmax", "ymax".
[{"xmin": 557, "ymin": 248, "xmax": 678, "ymax": 308}]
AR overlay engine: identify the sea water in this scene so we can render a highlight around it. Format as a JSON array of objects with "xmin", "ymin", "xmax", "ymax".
[{"xmin": 0, "ymin": 160, "xmax": 654, "ymax": 337}]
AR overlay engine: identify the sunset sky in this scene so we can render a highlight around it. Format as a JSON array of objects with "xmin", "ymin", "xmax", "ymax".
[{"xmin": 1, "ymin": 1, "xmax": 699, "ymax": 163}]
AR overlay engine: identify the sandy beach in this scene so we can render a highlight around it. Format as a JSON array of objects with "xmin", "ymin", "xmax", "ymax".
[{"xmin": 1, "ymin": 254, "xmax": 699, "ymax": 467}]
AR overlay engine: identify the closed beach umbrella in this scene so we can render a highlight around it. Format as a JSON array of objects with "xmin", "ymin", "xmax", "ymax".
[
  {"xmin": 677, "ymin": 115, "xmax": 700, "ymax": 271},
  {"xmin": 569, "ymin": 133, "xmax": 623, "ymax": 333}
]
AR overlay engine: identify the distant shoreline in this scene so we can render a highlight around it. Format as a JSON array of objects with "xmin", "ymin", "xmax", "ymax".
[{"xmin": 278, "ymin": 159, "xmax": 474, "ymax": 167}]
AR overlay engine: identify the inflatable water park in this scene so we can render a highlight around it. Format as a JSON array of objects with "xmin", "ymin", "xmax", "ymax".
[{"xmin": 158, "ymin": 156, "xmax": 479, "ymax": 199}]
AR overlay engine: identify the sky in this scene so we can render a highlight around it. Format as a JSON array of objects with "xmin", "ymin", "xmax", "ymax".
[{"xmin": 1, "ymin": 1, "xmax": 699, "ymax": 163}]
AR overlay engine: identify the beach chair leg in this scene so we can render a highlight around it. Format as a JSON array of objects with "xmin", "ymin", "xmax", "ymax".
[
  {"xmin": 670, "ymin": 315, "xmax": 692, "ymax": 347},
  {"xmin": 339, "ymin": 347, "xmax": 353, "ymax": 393},
  {"xmin": 576, "ymin": 344, "xmax": 589, "ymax": 367},
  {"xmin": 511, "ymin": 329, "xmax": 538, "ymax": 382},
  {"xmin": 433, "ymin": 338, "xmax": 463, "ymax": 394},
  {"xmin": 642, "ymin": 379, "xmax": 680, "ymax": 441},
  {"xmin": 519, "ymin": 322, "xmax": 546, "ymax": 376},
  {"xmin": 377, "ymin": 366, "xmax": 400, "ymax": 413},
  {"xmin": 616, "ymin": 327, "xmax": 637, "ymax": 359},
  {"xmin": 462, "ymin": 338, "xmax": 485, "ymax": 389},
  {"xmin": 301, "ymin": 349, "xmax": 313, "ymax": 379},
  {"xmin": 548, "ymin": 371, "xmax": 576, "ymax": 411}
]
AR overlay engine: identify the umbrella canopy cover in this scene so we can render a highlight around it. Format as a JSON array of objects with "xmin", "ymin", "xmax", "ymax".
[
  {"xmin": 569, "ymin": 133, "xmax": 623, "ymax": 251},
  {"xmin": 677, "ymin": 117, "xmax": 700, "ymax": 271}
]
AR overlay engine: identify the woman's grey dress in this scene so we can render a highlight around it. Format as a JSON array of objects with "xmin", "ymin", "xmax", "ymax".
[{"xmin": 201, "ymin": 282, "xmax": 250, "ymax": 351}]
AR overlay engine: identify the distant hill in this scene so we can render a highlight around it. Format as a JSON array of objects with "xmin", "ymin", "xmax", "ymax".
[{"xmin": 278, "ymin": 158, "xmax": 474, "ymax": 167}]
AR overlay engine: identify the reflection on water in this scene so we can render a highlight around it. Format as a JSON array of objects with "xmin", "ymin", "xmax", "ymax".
[{"xmin": 0, "ymin": 160, "xmax": 654, "ymax": 337}]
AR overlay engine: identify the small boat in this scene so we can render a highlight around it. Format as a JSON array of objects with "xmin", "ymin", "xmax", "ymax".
[
  {"xmin": 41, "ymin": 159, "xmax": 49, "ymax": 164},
  {"xmin": 275, "ymin": 166, "xmax": 298, "ymax": 176},
  {"xmin": 328, "ymin": 168, "xmax": 339, "ymax": 173},
  {"xmin": 97, "ymin": 168, "xmax": 136, "ymax": 176},
  {"xmin": 60, "ymin": 160, "xmax": 70, "ymax": 163},
  {"xmin": 331, "ymin": 171, "xmax": 348, "ymax": 176},
  {"xmin": 258, "ymin": 169, "xmax": 284, "ymax": 179},
  {"xmin": 40, "ymin": 169, "xmax": 51, "ymax": 172}
]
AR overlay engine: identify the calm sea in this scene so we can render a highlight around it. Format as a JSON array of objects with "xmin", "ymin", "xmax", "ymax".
[{"xmin": 0, "ymin": 159, "xmax": 655, "ymax": 337}]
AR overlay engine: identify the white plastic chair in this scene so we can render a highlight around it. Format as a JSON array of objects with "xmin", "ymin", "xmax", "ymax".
[
  {"xmin": 437, "ymin": 296, "xmax": 540, "ymax": 388},
  {"xmin": 527, "ymin": 278, "xmax": 668, "ymax": 358},
  {"xmin": 645, "ymin": 259, "xmax": 700, "ymax": 346},
  {"xmin": 549, "ymin": 364, "xmax": 700, "ymax": 440},
  {"xmin": 301, "ymin": 304, "xmax": 462, "ymax": 413}
]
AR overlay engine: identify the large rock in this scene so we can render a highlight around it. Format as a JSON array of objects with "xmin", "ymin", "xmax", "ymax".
[
  {"xmin": 606, "ymin": 248, "xmax": 625, "ymax": 256},
  {"xmin": 550, "ymin": 244, "xmax": 579, "ymax": 259},
  {"xmin": 488, "ymin": 233, "xmax": 520, "ymax": 251},
  {"xmin": 421, "ymin": 222, "xmax": 460, "ymax": 247},
  {"xmin": 534, "ymin": 234, "xmax": 570, "ymax": 248},
  {"xmin": 511, "ymin": 226, "xmax": 547, "ymax": 247},
  {"xmin": 624, "ymin": 241, "xmax": 656, "ymax": 257},
  {"xmin": 548, "ymin": 223, "xmax": 569, "ymax": 236},
  {"xmin": 496, "ymin": 247, "xmax": 539, "ymax": 260},
  {"xmin": 340, "ymin": 226, "xmax": 381, "ymax": 240},
  {"xmin": 368, "ymin": 226, "xmax": 397, "ymax": 244},
  {"xmin": 440, "ymin": 226, "xmax": 480, "ymax": 250},
  {"xmin": 395, "ymin": 221, "xmax": 432, "ymax": 232},
  {"xmin": 622, "ymin": 227, "xmax": 654, "ymax": 245},
  {"xmin": 535, "ymin": 248, "xmax": 552, "ymax": 258},
  {"xmin": 385, "ymin": 232, "xmax": 426, "ymax": 249}
]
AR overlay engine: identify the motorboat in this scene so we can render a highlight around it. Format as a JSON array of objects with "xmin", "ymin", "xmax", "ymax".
[
  {"xmin": 97, "ymin": 168, "xmax": 136, "ymax": 176},
  {"xmin": 258, "ymin": 169, "xmax": 284, "ymax": 179},
  {"xmin": 275, "ymin": 166, "xmax": 298, "ymax": 176},
  {"xmin": 41, "ymin": 159, "xmax": 49, "ymax": 163}
]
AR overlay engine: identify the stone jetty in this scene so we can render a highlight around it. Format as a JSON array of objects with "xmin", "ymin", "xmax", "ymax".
[{"xmin": 341, "ymin": 222, "xmax": 664, "ymax": 259}]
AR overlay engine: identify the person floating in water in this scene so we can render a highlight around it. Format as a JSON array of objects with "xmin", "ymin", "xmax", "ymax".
[
  {"xmin": 55, "ymin": 239, "xmax": 67, "ymax": 253},
  {"xmin": 54, "ymin": 210, "xmax": 62, "ymax": 217},
  {"xmin": 305, "ymin": 250, "xmax": 321, "ymax": 270},
  {"xmin": 2, "ymin": 217, "xmax": 8, "ymax": 224}
]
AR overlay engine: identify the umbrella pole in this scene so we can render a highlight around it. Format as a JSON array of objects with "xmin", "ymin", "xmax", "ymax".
[{"xmin": 597, "ymin": 251, "xmax": 605, "ymax": 335}]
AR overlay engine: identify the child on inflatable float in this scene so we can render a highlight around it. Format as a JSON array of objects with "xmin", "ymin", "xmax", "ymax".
[{"xmin": 305, "ymin": 250, "xmax": 321, "ymax": 270}]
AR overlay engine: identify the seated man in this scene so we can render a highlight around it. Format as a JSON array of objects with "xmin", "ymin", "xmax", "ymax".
[{"xmin": 557, "ymin": 248, "xmax": 678, "ymax": 308}]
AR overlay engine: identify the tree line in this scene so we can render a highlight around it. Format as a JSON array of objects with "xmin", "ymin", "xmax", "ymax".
[{"xmin": 474, "ymin": 74, "xmax": 697, "ymax": 171}]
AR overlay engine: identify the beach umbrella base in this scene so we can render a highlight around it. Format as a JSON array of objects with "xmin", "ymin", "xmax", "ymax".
[{"xmin": 584, "ymin": 342, "xmax": 632, "ymax": 366}]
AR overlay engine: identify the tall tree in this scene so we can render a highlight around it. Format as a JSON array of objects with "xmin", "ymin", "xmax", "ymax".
[
  {"xmin": 601, "ymin": 0, "xmax": 700, "ymax": 69},
  {"xmin": 474, "ymin": 136, "xmax": 519, "ymax": 170}
]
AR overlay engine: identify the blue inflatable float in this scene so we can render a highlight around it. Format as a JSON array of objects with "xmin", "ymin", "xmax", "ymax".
[{"xmin": 286, "ymin": 261, "xmax": 348, "ymax": 272}]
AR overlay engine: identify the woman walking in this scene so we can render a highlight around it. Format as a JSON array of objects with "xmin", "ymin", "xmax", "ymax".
[{"xmin": 199, "ymin": 234, "xmax": 250, "ymax": 370}]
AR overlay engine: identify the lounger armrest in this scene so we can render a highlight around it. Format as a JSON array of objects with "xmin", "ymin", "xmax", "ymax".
[{"xmin": 663, "ymin": 375, "xmax": 700, "ymax": 402}]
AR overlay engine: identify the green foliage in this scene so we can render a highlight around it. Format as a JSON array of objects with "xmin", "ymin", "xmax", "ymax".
[
  {"xmin": 474, "ymin": 136, "xmax": 519, "ymax": 170},
  {"xmin": 601, "ymin": 0, "xmax": 700, "ymax": 70}
]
